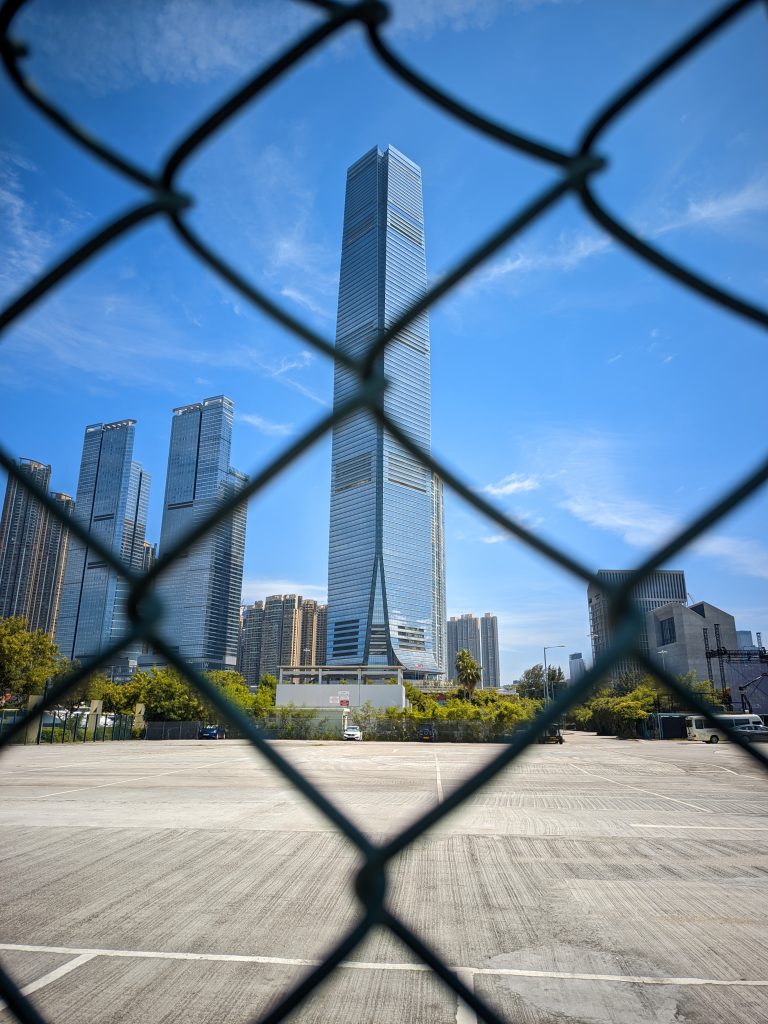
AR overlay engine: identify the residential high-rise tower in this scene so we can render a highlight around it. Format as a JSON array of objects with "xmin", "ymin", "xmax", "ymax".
[
  {"xmin": 447, "ymin": 614, "xmax": 482, "ymax": 680},
  {"xmin": 56, "ymin": 421, "xmax": 149, "ymax": 664},
  {"xmin": 0, "ymin": 461, "xmax": 74, "ymax": 636},
  {"xmin": 480, "ymin": 612, "xmax": 500, "ymax": 688},
  {"xmin": 327, "ymin": 145, "xmax": 445, "ymax": 676},
  {"xmin": 156, "ymin": 396, "xmax": 248, "ymax": 672},
  {"xmin": 238, "ymin": 600, "xmax": 264, "ymax": 688}
]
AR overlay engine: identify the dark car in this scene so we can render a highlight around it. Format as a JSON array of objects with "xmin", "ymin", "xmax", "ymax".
[
  {"xmin": 537, "ymin": 725, "xmax": 564, "ymax": 745},
  {"xmin": 734, "ymin": 724, "xmax": 768, "ymax": 742},
  {"xmin": 198, "ymin": 725, "xmax": 225, "ymax": 739},
  {"xmin": 417, "ymin": 724, "xmax": 436, "ymax": 742}
]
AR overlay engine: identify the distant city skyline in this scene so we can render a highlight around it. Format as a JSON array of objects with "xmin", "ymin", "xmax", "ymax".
[
  {"xmin": 2, "ymin": 4, "xmax": 766, "ymax": 678},
  {"xmin": 238, "ymin": 594, "xmax": 328, "ymax": 684}
]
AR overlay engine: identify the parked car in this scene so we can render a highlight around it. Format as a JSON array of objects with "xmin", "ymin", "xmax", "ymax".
[
  {"xmin": 417, "ymin": 724, "xmax": 436, "ymax": 742},
  {"xmin": 734, "ymin": 724, "xmax": 768, "ymax": 742},
  {"xmin": 198, "ymin": 725, "xmax": 226, "ymax": 739},
  {"xmin": 343, "ymin": 724, "xmax": 363, "ymax": 741},
  {"xmin": 537, "ymin": 725, "xmax": 564, "ymax": 745}
]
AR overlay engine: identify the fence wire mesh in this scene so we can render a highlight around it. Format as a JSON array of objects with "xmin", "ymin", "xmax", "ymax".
[{"xmin": 1, "ymin": 0, "xmax": 767, "ymax": 1021}]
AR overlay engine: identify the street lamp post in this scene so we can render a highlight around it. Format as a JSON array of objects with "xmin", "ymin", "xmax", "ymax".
[{"xmin": 543, "ymin": 645, "xmax": 565, "ymax": 705}]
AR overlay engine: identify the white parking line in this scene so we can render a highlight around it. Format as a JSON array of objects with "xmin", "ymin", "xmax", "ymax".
[
  {"xmin": 630, "ymin": 823, "xmax": 768, "ymax": 831},
  {"xmin": 36, "ymin": 758, "xmax": 253, "ymax": 798},
  {"xmin": 569, "ymin": 763, "xmax": 712, "ymax": 813},
  {"xmin": 2, "ymin": 943, "xmax": 767, "ymax": 989},
  {"xmin": 434, "ymin": 752, "xmax": 444, "ymax": 803},
  {"xmin": 0, "ymin": 953, "xmax": 95, "ymax": 1011},
  {"xmin": 455, "ymin": 968, "xmax": 476, "ymax": 1024}
]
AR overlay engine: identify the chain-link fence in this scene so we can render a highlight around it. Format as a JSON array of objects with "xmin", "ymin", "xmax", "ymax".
[{"xmin": 1, "ymin": 1, "xmax": 767, "ymax": 1021}]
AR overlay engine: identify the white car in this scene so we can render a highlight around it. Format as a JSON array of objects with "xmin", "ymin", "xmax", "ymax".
[{"xmin": 343, "ymin": 724, "xmax": 362, "ymax": 741}]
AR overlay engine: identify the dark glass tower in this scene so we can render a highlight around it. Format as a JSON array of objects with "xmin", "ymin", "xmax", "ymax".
[
  {"xmin": 56, "ymin": 421, "xmax": 149, "ymax": 663},
  {"xmin": 327, "ymin": 145, "xmax": 445, "ymax": 676},
  {"xmin": 156, "ymin": 396, "xmax": 247, "ymax": 672}
]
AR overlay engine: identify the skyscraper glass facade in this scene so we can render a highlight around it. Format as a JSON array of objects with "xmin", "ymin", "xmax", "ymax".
[
  {"xmin": 327, "ymin": 145, "xmax": 445, "ymax": 676},
  {"xmin": 156, "ymin": 396, "xmax": 247, "ymax": 672},
  {"xmin": 56, "ymin": 421, "xmax": 149, "ymax": 663}
]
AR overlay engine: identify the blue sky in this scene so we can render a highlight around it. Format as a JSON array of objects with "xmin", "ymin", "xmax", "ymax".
[{"xmin": 1, "ymin": 0, "xmax": 766, "ymax": 682}]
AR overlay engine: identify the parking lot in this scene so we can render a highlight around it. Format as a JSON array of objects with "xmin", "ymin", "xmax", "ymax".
[{"xmin": 1, "ymin": 733, "xmax": 768, "ymax": 1023}]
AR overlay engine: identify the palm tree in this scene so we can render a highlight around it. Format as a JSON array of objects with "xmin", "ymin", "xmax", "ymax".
[{"xmin": 455, "ymin": 648, "xmax": 481, "ymax": 700}]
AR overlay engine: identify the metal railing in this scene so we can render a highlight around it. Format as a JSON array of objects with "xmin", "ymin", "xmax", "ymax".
[{"xmin": 1, "ymin": 1, "xmax": 766, "ymax": 1021}]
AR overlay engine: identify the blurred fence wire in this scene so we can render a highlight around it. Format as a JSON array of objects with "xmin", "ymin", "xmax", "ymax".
[{"xmin": 1, "ymin": 1, "xmax": 767, "ymax": 1021}]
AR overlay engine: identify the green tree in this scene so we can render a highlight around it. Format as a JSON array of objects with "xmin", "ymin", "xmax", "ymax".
[
  {"xmin": 205, "ymin": 670, "xmax": 255, "ymax": 719},
  {"xmin": 120, "ymin": 667, "xmax": 206, "ymax": 721},
  {"xmin": 516, "ymin": 664, "xmax": 565, "ymax": 701},
  {"xmin": 0, "ymin": 617, "xmax": 64, "ymax": 701},
  {"xmin": 254, "ymin": 674, "xmax": 278, "ymax": 714},
  {"xmin": 455, "ymin": 648, "xmax": 481, "ymax": 700}
]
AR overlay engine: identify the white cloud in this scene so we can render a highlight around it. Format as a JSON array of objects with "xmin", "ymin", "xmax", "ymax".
[
  {"xmin": 480, "ymin": 533, "xmax": 508, "ymax": 544},
  {"xmin": 467, "ymin": 230, "xmax": 612, "ymax": 292},
  {"xmin": 651, "ymin": 177, "xmax": 768, "ymax": 237},
  {"xmin": 549, "ymin": 431, "xmax": 768, "ymax": 581},
  {"xmin": 607, "ymin": 354, "xmax": 622, "ymax": 364},
  {"xmin": 281, "ymin": 287, "xmax": 332, "ymax": 320},
  {"xmin": 482, "ymin": 473, "xmax": 540, "ymax": 496},
  {"xmin": 0, "ymin": 150, "xmax": 91, "ymax": 299},
  {"xmin": 693, "ymin": 536, "xmax": 768, "ymax": 581},
  {"xmin": 559, "ymin": 493, "xmax": 678, "ymax": 549},
  {"xmin": 388, "ymin": 0, "xmax": 572, "ymax": 36},
  {"xmin": 19, "ymin": 1, "xmax": 317, "ymax": 92},
  {"xmin": 465, "ymin": 172, "xmax": 768, "ymax": 299},
  {"xmin": 237, "ymin": 413, "xmax": 294, "ymax": 437},
  {"xmin": 241, "ymin": 579, "xmax": 327, "ymax": 604}
]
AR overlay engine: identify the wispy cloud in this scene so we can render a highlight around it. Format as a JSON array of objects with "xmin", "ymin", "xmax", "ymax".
[
  {"xmin": 550, "ymin": 431, "xmax": 768, "ymax": 580},
  {"xmin": 482, "ymin": 473, "xmax": 540, "ymax": 496},
  {"xmin": 0, "ymin": 150, "xmax": 91, "ymax": 299},
  {"xmin": 0, "ymin": 152, "xmax": 49, "ymax": 292},
  {"xmin": 467, "ymin": 173, "xmax": 768, "ymax": 297},
  {"xmin": 651, "ymin": 177, "xmax": 768, "ymax": 237},
  {"xmin": 3, "ymin": 284, "xmax": 330, "ymax": 406},
  {"xmin": 19, "ymin": 1, "xmax": 318, "ymax": 92},
  {"xmin": 470, "ymin": 230, "xmax": 611, "ymax": 291},
  {"xmin": 237, "ymin": 413, "xmax": 294, "ymax": 437},
  {"xmin": 480, "ymin": 533, "xmax": 508, "ymax": 544},
  {"xmin": 389, "ymin": 0, "xmax": 573, "ymax": 37},
  {"xmin": 281, "ymin": 287, "xmax": 333, "ymax": 319}
]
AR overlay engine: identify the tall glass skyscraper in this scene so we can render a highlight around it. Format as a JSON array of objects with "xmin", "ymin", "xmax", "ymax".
[
  {"xmin": 56, "ymin": 421, "xmax": 150, "ymax": 664},
  {"xmin": 327, "ymin": 145, "xmax": 446, "ymax": 676},
  {"xmin": 156, "ymin": 396, "xmax": 247, "ymax": 672}
]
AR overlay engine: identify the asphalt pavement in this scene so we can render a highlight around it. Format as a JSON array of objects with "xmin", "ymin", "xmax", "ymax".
[{"xmin": 1, "ymin": 733, "xmax": 767, "ymax": 1023}]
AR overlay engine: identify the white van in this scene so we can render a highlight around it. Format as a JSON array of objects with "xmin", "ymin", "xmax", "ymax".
[{"xmin": 686, "ymin": 713, "xmax": 764, "ymax": 743}]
